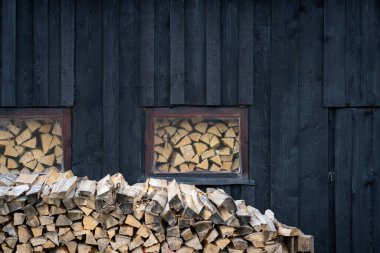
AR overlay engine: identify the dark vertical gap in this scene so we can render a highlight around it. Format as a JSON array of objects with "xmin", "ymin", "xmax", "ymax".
[{"xmin": 328, "ymin": 109, "xmax": 336, "ymax": 253}]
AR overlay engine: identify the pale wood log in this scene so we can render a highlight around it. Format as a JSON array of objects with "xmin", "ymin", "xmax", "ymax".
[{"xmin": 194, "ymin": 122, "xmax": 208, "ymax": 133}]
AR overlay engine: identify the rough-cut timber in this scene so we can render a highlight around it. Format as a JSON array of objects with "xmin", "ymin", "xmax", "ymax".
[{"xmin": 0, "ymin": 171, "xmax": 312, "ymax": 252}]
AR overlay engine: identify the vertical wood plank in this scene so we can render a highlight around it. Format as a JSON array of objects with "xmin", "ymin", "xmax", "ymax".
[
  {"xmin": 323, "ymin": 0, "xmax": 346, "ymax": 106},
  {"xmin": 33, "ymin": 0, "xmax": 49, "ymax": 106},
  {"xmin": 61, "ymin": 0, "xmax": 75, "ymax": 106},
  {"xmin": 170, "ymin": 0, "xmax": 185, "ymax": 105},
  {"xmin": 73, "ymin": 0, "xmax": 103, "ymax": 179},
  {"xmin": 120, "ymin": 0, "xmax": 143, "ymax": 183},
  {"xmin": 185, "ymin": 0, "xmax": 206, "ymax": 105},
  {"xmin": 140, "ymin": 0, "xmax": 155, "ymax": 106},
  {"xmin": 334, "ymin": 110, "xmax": 353, "ymax": 253},
  {"xmin": 298, "ymin": 0, "xmax": 329, "ymax": 252},
  {"xmin": 221, "ymin": 0, "xmax": 238, "ymax": 105},
  {"xmin": 205, "ymin": 0, "xmax": 221, "ymax": 105},
  {"xmin": 1, "ymin": 0, "xmax": 16, "ymax": 106},
  {"xmin": 270, "ymin": 0, "xmax": 299, "ymax": 226},
  {"xmin": 238, "ymin": 0, "xmax": 253, "ymax": 105},
  {"xmin": 103, "ymin": 0, "xmax": 119, "ymax": 175},
  {"xmin": 16, "ymin": 0, "xmax": 34, "ymax": 106},
  {"xmin": 48, "ymin": 0, "xmax": 61, "ymax": 106},
  {"xmin": 361, "ymin": 0, "xmax": 380, "ymax": 105},
  {"xmin": 373, "ymin": 110, "xmax": 380, "ymax": 251},
  {"xmin": 251, "ymin": 0, "xmax": 271, "ymax": 212},
  {"xmin": 351, "ymin": 110, "xmax": 372, "ymax": 253},
  {"xmin": 154, "ymin": 0, "xmax": 170, "ymax": 106},
  {"xmin": 345, "ymin": 0, "xmax": 361, "ymax": 106}
]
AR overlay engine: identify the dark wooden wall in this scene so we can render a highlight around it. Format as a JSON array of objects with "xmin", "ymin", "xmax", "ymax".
[{"xmin": 0, "ymin": 0, "xmax": 379, "ymax": 252}]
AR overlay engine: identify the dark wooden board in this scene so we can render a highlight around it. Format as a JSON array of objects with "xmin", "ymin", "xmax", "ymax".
[
  {"xmin": 103, "ymin": 0, "xmax": 120, "ymax": 176},
  {"xmin": 140, "ymin": 0, "xmax": 155, "ymax": 106},
  {"xmin": 185, "ymin": 0, "xmax": 206, "ymax": 105},
  {"xmin": 373, "ymin": 110, "xmax": 380, "ymax": 252},
  {"xmin": 205, "ymin": 0, "xmax": 221, "ymax": 105},
  {"xmin": 33, "ymin": 0, "xmax": 49, "ymax": 106},
  {"xmin": 298, "ymin": 0, "xmax": 329, "ymax": 252},
  {"xmin": 169, "ymin": 0, "xmax": 185, "ymax": 105},
  {"xmin": 270, "ymin": 0, "xmax": 299, "ymax": 226},
  {"xmin": 119, "ymin": 0, "xmax": 143, "ymax": 183},
  {"xmin": 16, "ymin": 0, "xmax": 34, "ymax": 107},
  {"xmin": 334, "ymin": 110, "xmax": 353, "ymax": 253},
  {"xmin": 73, "ymin": 0, "xmax": 103, "ymax": 179},
  {"xmin": 1, "ymin": 0, "xmax": 16, "ymax": 106},
  {"xmin": 154, "ymin": 0, "xmax": 170, "ymax": 106},
  {"xmin": 48, "ymin": 0, "xmax": 61, "ymax": 106},
  {"xmin": 60, "ymin": 0, "xmax": 75, "ymax": 106}
]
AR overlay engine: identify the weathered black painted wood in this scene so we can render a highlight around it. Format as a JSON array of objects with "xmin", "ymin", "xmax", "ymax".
[
  {"xmin": 351, "ymin": 110, "xmax": 372, "ymax": 253},
  {"xmin": 221, "ymin": 0, "xmax": 238, "ymax": 105},
  {"xmin": 251, "ymin": 0, "xmax": 271, "ymax": 212},
  {"xmin": 373, "ymin": 110, "xmax": 380, "ymax": 252},
  {"xmin": 119, "ymin": 0, "xmax": 143, "ymax": 183},
  {"xmin": 345, "ymin": 0, "xmax": 361, "ymax": 106},
  {"xmin": 334, "ymin": 110, "xmax": 353, "ymax": 253},
  {"xmin": 238, "ymin": 0, "xmax": 253, "ymax": 105},
  {"xmin": 73, "ymin": 0, "xmax": 103, "ymax": 179},
  {"xmin": 33, "ymin": 0, "xmax": 49, "ymax": 106},
  {"xmin": 154, "ymin": 0, "xmax": 170, "ymax": 106},
  {"xmin": 323, "ymin": 0, "xmax": 346, "ymax": 106},
  {"xmin": 16, "ymin": 0, "xmax": 34, "ymax": 107},
  {"xmin": 270, "ymin": 0, "xmax": 299, "ymax": 226},
  {"xmin": 1, "ymin": 0, "xmax": 16, "ymax": 106},
  {"xmin": 185, "ymin": 0, "xmax": 206, "ymax": 105},
  {"xmin": 205, "ymin": 0, "xmax": 221, "ymax": 105},
  {"xmin": 103, "ymin": 0, "xmax": 119, "ymax": 176},
  {"xmin": 60, "ymin": 0, "xmax": 75, "ymax": 106},
  {"xmin": 140, "ymin": 0, "xmax": 155, "ymax": 106},
  {"xmin": 298, "ymin": 1, "xmax": 329, "ymax": 252},
  {"xmin": 170, "ymin": 0, "xmax": 185, "ymax": 105},
  {"xmin": 48, "ymin": 0, "xmax": 61, "ymax": 106}
]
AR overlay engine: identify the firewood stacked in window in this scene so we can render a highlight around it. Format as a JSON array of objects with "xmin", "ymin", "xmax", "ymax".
[
  {"xmin": 0, "ymin": 119, "xmax": 63, "ymax": 173},
  {"xmin": 153, "ymin": 118, "xmax": 240, "ymax": 173},
  {"xmin": 0, "ymin": 171, "xmax": 313, "ymax": 253}
]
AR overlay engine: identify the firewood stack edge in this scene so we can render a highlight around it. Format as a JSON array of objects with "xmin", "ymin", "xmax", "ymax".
[{"xmin": 0, "ymin": 171, "xmax": 313, "ymax": 253}]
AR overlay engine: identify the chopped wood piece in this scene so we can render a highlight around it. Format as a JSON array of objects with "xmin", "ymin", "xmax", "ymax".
[
  {"xmin": 179, "ymin": 120, "xmax": 193, "ymax": 131},
  {"xmin": 189, "ymin": 132, "xmax": 201, "ymax": 142},
  {"xmin": 83, "ymin": 216, "xmax": 99, "ymax": 230},
  {"xmin": 164, "ymin": 126, "xmax": 177, "ymax": 136},
  {"xmin": 207, "ymin": 188, "xmax": 236, "ymax": 212},
  {"xmin": 209, "ymin": 135, "xmax": 220, "ymax": 148},
  {"xmin": 0, "ymin": 131, "xmax": 13, "ymax": 140},
  {"xmin": 125, "ymin": 214, "xmax": 142, "ymax": 228},
  {"xmin": 52, "ymin": 123, "xmax": 62, "ymax": 136},
  {"xmin": 194, "ymin": 122, "xmax": 208, "ymax": 133},
  {"xmin": 196, "ymin": 159, "xmax": 208, "ymax": 170},
  {"xmin": 193, "ymin": 142, "xmax": 208, "ymax": 156},
  {"xmin": 21, "ymin": 137, "xmax": 37, "ymax": 149},
  {"xmin": 41, "ymin": 133, "xmax": 53, "ymax": 153},
  {"xmin": 201, "ymin": 149, "xmax": 215, "ymax": 160},
  {"xmin": 215, "ymin": 123, "xmax": 228, "ymax": 133},
  {"xmin": 16, "ymin": 129, "xmax": 32, "ymax": 145},
  {"xmin": 170, "ymin": 152, "xmax": 186, "ymax": 167},
  {"xmin": 207, "ymin": 126, "xmax": 222, "ymax": 137},
  {"xmin": 38, "ymin": 154, "xmax": 55, "ymax": 166},
  {"xmin": 175, "ymin": 136, "xmax": 192, "ymax": 148},
  {"xmin": 221, "ymin": 137, "xmax": 235, "ymax": 149},
  {"xmin": 224, "ymin": 128, "xmax": 236, "ymax": 138},
  {"xmin": 4, "ymin": 146, "xmax": 19, "ymax": 157},
  {"xmin": 7, "ymin": 158, "xmax": 18, "ymax": 169}
]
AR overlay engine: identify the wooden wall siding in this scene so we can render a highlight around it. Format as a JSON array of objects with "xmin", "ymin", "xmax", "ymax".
[
  {"xmin": 1, "ymin": 1, "xmax": 380, "ymax": 252},
  {"xmin": 333, "ymin": 109, "xmax": 380, "ymax": 253},
  {"xmin": 324, "ymin": 0, "xmax": 380, "ymax": 107},
  {"xmin": 0, "ymin": 0, "xmax": 75, "ymax": 106}
]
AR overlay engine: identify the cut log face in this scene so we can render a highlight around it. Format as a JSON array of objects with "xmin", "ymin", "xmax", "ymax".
[
  {"xmin": 153, "ymin": 118, "xmax": 241, "ymax": 173},
  {"xmin": 0, "ymin": 119, "xmax": 64, "ymax": 173}
]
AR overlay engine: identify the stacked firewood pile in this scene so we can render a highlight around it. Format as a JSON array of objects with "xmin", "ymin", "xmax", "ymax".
[
  {"xmin": 153, "ymin": 118, "xmax": 241, "ymax": 173},
  {"xmin": 0, "ymin": 119, "xmax": 63, "ymax": 173},
  {"xmin": 0, "ymin": 171, "xmax": 309, "ymax": 253}
]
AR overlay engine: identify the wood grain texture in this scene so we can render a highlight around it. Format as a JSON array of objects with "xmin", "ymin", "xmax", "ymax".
[
  {"xmin": 251, "ymin": 0, "xmax": 270, "ymax": 212},
  {"xmin": 1, "ymin": 0, "xmax": 16, "ymax": 106},
  {"xmin": 119, "ymin": 0, "xmax": 143, "ymax": 183},
  {"xmin": 170, "ymin": 0, "xmax": 185, "ymax": 104},
  {"xmin": 270, "ymin": 0, "xmax": 299, "ymax": 226},
  {"xmin": 185, "ymin": 0, "xmax": 206, "ymax": 105},
  {"xmin": 60, "ymin": 0, "xmax": 75, "ymax": 106},
  {"xmin": 221, "ymin": 0, "xmax": 238, "ymax": 105},
  {"xmin": 33, "ymin": 0, "xmax": 49, "ymax": 106},
  {"xmin": 103, "ymin": 0, "xmax": 119, "ymax": 175},
  {"xmin": 140, "ymin": 0, "xmax": 155, "ymax": 106},
  {"xmin": 48, "ymin": 0, "xmax": 61, "ymax": 106},
  {"xmin": 238, "ymin": 0, "xmax": 253, "ymax": 105},
  {"xmin": 154, "ymin": 0, "xmax": 170, "ymax": 106},
  {"xmin": 73, "ymin": 0, "xmax": 103, "ymax": 179},
  {"xmin": 334, "ymin": 110, "xmax": 353, "ymax": 253},
  {"xmin": 205, "ymin": 0, "xmax": 221, "ymax": 105},
  {"xmin": 298, "ymin": 1, "xmax": 328, "ymax": 252}
]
